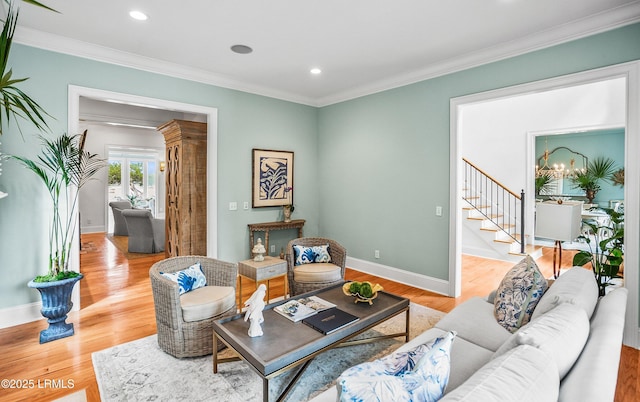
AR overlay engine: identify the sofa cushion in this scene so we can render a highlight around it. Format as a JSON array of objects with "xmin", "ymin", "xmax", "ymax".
[
  {"xmin": 160, "ymin": 262, "xmax": 207, "ymax": 295},
  {"xmin": 293, "ymin": 262, "xmax": 342, "ymax": 283},
  {"xmin": 293, "ymin": 244, "xmax": 332, "ymax": 265},
  {"xmin": 180, "ymin": 285, "xmax": 235, "ymax": 322},
  {"xmin": 493, "ymin": 255, "xmax": 548, "ymax": 333},
  {"xmin": 559, "ymin": 287, "xmax": 628, "ymax": 402},
  {"xmin": 531, "ymin": 266, "xmax": 598, "ymax": 321},
  {"xmin": 440, "ymin": 345, "xmax": 559, "ymax": 402},
  {"xmin": 493, "ymin": 303, "xmax": 589, "ymax": 379},
  {"xmin": 337, "ymin": 331, "xmax": 455, "ymax": 402},
  {"xmin": 436, "ymin": 297, "xmax": 511, "ymax": 352}
]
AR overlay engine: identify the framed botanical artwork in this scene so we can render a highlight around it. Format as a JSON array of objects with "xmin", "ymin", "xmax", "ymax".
[{"xmin": 252, "ymin": 149, "xmax": 294, "ymax": 208}]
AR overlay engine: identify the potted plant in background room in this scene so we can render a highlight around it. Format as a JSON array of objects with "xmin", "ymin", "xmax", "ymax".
[
  {"xmin": 570, "ymin": 156, "xmax": 617, "ymax": 204},
  {"xmin": 572, "ymin": 207, "xmax": 624, "ymax": 296},
  {"xmin": 11, "ymin": 133, "xmax": 106, "ymax": 342}
]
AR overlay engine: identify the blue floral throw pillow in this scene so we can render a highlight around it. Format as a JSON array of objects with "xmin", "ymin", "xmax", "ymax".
[
  {"xmin": 160, "ymin": 262, "xmax": 207, "ymax": 295},
  {"xmin": 293, "ymin": 244, "xmax": 332, "ymax": 265},
  {"xmin": 494, "ymin": 255, "xmax": 548, "ymax": 333},
  {"xmin": 337, "ymin": 331, "xmax": 456, "ymax": 402}
]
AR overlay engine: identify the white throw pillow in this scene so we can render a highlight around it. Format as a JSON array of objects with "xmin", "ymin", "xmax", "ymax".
[
  {"xmin": 338, "ymin": 331, "xmax": 456, "ymax": 402},
  {"xmin": 493, "ymin": 302, "xmax": 589, "ymax": 379},
  {"xmin": 531, "ymin": 266, "xmax": 598, "ymax": 321},
  {"xmin": 441, "ymin": 345, "xmax": 559, "ymax": 402}
]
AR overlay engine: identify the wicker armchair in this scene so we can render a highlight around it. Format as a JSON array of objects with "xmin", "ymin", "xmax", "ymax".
[
  {"xmin": 286, "ymin": 237, "xmax": 347, "ymax": 296},
  {"xmin": 149, "ymin": 256, "xmax": 237, "ymax": 358}
]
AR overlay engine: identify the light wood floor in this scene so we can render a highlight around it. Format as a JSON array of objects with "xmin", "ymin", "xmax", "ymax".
[{"xmin": 0, "ymin": 232, "xmax": 636, "ymax": 401}]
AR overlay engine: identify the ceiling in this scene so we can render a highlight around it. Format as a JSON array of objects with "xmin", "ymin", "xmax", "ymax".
[{"xmin": 11, "ymin": 0, "xmax": 640, "ymax": 106}]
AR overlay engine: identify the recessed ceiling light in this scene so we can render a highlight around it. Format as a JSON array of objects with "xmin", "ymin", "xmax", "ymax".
[
  {"xmin": 310, "ymin": 68, "xmax": 322, "ymax": 75},
  {"xmin": 231, "ymin": 44, "xmax": 253, "ymax": 54},
  {"xmin": 129, "ymin": 10, "xmax": 148, "ymax": 21}
]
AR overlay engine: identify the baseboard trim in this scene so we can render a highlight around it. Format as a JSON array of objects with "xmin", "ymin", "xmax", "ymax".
[
  {"xmin": 346, "ymin": 257, "xmax": 449, "ymax": 296},
  {"xmin": 0, "ymin": 288, "xmax": 81, "ymax": 329},
  {"xmin": 0, "ymin": 302, "xmax": 44, "ymax": 329}
]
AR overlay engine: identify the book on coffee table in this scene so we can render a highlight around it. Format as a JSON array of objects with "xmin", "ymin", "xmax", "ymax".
[
  {"xmin": 302, "ymin": 307, "xmax": 359, "ymax": 334},
  {"xmin": 274, "ymin": 296, "xmax": 336, "ymax": 322}
]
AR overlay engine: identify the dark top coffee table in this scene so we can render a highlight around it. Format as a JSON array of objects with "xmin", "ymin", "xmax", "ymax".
[{"xmin": 212, "ymin": 283, "xmax": 410, "ymax": 402}]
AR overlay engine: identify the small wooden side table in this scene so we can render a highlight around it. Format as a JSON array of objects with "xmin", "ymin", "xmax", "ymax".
[
  {"xmin": 237, "ymin": 256, "xmax": 288, "ymax": 305},
  {"xmin": 248, "ymin": 219, "xmax": 305, "ymax": 255}
]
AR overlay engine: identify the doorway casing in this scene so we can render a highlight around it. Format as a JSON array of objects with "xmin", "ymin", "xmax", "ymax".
[
  {"xmin": 450, "ymin": 61, "xmax": 640, "ymax": 348},
  {"xmin": 67, "ymin": 85, "xmax": 219, "ymax": 310}
]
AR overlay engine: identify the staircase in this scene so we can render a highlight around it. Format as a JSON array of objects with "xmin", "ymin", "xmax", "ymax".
[{"xmin": 462, "ymin": 158, "xmax": 542, "ymax": 262}]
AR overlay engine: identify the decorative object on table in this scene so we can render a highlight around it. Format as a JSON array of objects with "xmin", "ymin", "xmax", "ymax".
[
  {"xmin": 534, "ymin": 201, "xmax": 582, "ymax": 278},
  {"xmin": 244, "ymin": 284, "xmax": 267, "ymax": 337},
  {"xmin": 12, "ymin": 132, "xmax": 107, "ymax": 342},
  {"xmin": 343, "ymin": 281, "xmax": 384, "ymax": 305},
  {"xmin": 573, "ymin": 207, "xmax": 624, "ymax": 296},
  {"xmin": 252, "ymin": 238, "xmax": 266, "ymax": 262},
  {"xmin": 251, "ymin": 148, "xmax": 294, "ymax": 208},
  {"xmin": 274, "ymin": 295, "xmax": 336, "ymax": 322},
  {"xmin": 283, "ymin": 186, "xmax": 294, "ymax": 222},
  {"xmin": 570, "ymin": 156, "xmax": 617, "ymax": 204}
]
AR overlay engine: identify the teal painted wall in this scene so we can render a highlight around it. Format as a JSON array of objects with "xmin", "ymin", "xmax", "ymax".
[
  {"xmin": 317, "ymin": 23, "xmax": 640, "ymax": 281},
  {"xmin": 0, "ymin": 45, "xmax": 319, "ymax": 309},
  {"xmin": 0, "ymin": 22, "xmax": 639, "ymax": 310}
]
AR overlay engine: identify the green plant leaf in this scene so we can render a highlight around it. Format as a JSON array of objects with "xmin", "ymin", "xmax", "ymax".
[{"xmin": 572, "ymin": 251, "xmax": 593, "ymax": 267}]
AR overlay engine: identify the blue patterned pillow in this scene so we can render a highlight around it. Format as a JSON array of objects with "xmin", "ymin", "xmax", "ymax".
[
  {"xmin": 494, "ymin": 255, "xmax": 548, "ymax": 333},
  {"xmin": 293, "ymin": 244, "xmax": 332, "ymax": 265},
  {"xmin": 337, "ymin": 331, "xmax": 456, "ymax": 402},
  {"xmin": 160, "ymin": 262, "xmax": 207, "ymax": 295}
]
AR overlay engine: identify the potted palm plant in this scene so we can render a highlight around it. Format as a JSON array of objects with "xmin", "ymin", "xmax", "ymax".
[
  {"xmin": 11, "ymin": 133, "xmax": 106, "ymax": 342},
  {"xmin": 571, "ymin": 156, "xmax": 617, "ymax": 204},
  {"xmin": 572, "ymin": 207, "xmax": 624, "ymax": 296}
]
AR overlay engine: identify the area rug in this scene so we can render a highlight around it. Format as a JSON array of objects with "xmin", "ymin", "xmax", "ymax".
[
  {"xmin": 92, "ymin": 303, "xmax": 444, "ymax": 402},
  {"xmin": 106, "ymin": 234, "xmax": 164, "ymax": 259}
]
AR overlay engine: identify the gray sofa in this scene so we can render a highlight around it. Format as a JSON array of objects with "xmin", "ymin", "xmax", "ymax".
[
  {"xmin": 122, "ymin": 209, "xmax": 165, "ymax": 253},
  {"xmin": 310, "ymin": 267, "xmax": 628, "ymax": 402}
]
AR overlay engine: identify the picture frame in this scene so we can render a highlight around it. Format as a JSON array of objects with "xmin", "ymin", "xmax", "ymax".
[{"xmin": 252, "ymin": 149, "xmax": 294, "ymax": 208}]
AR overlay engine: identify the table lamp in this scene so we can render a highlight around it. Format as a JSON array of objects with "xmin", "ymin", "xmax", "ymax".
[{"xmin": 535, "ymin": 201, "xmax": 583, "ymax": 278}]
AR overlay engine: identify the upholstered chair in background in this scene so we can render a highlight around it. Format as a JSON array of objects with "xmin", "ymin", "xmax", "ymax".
[
  {"xmin": 122, "ymin": 209, "xmax": 165, "ymax": 253},
  {"xmin": 285, "ymin": 237, "xmax": 346, "ymax": 296},
  {"xmin": 149, "ymin": 256, "xmax": 237, "ymax": 358},
  {"xmin": 108, "ymin": 200, "xmax": 132, "ymax": 236}
]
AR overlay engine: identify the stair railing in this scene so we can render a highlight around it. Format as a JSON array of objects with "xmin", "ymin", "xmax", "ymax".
[{"xmin": 462, "ymin": 158, "xmax": 525, "ymax": 254}]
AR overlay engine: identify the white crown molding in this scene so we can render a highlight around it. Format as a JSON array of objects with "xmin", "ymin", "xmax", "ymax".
[
  {"xmin": 13, "ymin": 2, "xmax": 640, "ymax": 108},
  {"xmin": 13, "ymin": 28, "xmax": 318, "ymax": 107},
  {"xmin": 316, "ymin": 2, "xmax": 640, "ymax": 106}
]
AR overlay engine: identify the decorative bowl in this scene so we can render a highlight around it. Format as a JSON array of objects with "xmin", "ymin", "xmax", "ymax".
[{"xmin": 342, "ymin": 281, "xmax": 384, "ymax": 305}]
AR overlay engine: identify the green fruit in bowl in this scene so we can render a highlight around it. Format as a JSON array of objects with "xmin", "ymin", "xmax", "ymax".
[
  {"xmin": 348, "ymin": 282, "xmax": 361, "ymax": 295},
  {"xmin": 359, "ymin": 282, "xmax": 373, "ymax": 298}
]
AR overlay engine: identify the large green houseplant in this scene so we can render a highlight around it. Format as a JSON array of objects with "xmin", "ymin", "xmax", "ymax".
[
  {"xmin": 12, "ymin": 133, "xmax": 106, "ymax": 342},
  {"xmin": 571, "ymin": 156, "xmax": 617, "ymax": 204},
  {"xmin": 572, "ymin": 207, "xmax": 624, "ymax": 296}
]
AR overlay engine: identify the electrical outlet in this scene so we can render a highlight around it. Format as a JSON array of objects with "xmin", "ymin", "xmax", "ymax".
[
  {"xmin": 374, "ymin": 250, "xmax": 380, "ymax": 259},
  {"xmin": 243, "ymin": 201, "xmax": 249, "ymax": 210},
  {"xmin": 270, "ymin": 245, "xmax": 276, "ymax": 253},
  {"xmin": 229, "ymin": 202, "xmax": 237, "ymax": 211},
  {"xmin": 436, "ymin": 206, "xmax": 443, "ymax": 216}
]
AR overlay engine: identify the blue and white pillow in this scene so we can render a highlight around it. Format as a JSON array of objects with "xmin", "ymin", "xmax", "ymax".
[
  {"xmin": 160, "ymin": 262, "xmax": 207, "ymax": 295},
  {"xmin": 494, "ymin": 255, "xmax": 548, "ymax": 333},
  {"xmin": 293, "ymin": 244, "xmax": 332, "ymax": 265},
  {"xmin": 338, "ymin": 331, "xmax": 456, "ymax": 402}
]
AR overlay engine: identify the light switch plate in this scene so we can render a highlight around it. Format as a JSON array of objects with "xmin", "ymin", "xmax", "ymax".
[{"xmin": 229, "ymin": 202, "xmax": 237, "ymax": 211}]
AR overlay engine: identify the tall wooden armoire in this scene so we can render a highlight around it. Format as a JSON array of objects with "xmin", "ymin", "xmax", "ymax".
[{"xmin": 158, "ymin": 119, "xmax": 207, "ymax": 257}]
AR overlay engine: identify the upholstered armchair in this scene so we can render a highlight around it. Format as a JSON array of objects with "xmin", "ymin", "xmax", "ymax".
[
  {"xmin": 149, "ymin": 256, "xmax": 238, "ymax": 358},
  {"xmin": 122, "ymin": 209, "xmax": 165, "ymax": 253},
  {"xmin": 109, "ymin": 200, "xmax": 132, "ymax": 236},
  {"xmin": 286, "ymin": 237, "xmax": 347, "ymax": 296}
]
